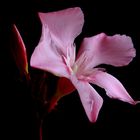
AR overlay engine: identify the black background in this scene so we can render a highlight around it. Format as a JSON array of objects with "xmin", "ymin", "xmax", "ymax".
[{"xmin": 1, "ymin": 0, "xmax": 140, "ymax": 140}]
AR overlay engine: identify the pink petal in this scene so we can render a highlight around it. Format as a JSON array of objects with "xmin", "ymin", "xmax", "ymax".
[
  {"xmin": 70, "ymin": 75, "xmax": 103, "ymax": 122},
  {"xmin": 89, "ymin": 71, "xmax": 136, "ymax": 105},
  {"xmin": 31, "ymin": 7, "xmax": 84, "ymax": 77},
  {"xmin": 38, "ymin": 7, "xmax": 84, "ymax": 58},
  {"xmin": 76, "ymin": 33, "xmax": 136, "ymax": 72},
  {"xmin": 30, "ymin": 25, "xmax": 69, "ymax": 77}
]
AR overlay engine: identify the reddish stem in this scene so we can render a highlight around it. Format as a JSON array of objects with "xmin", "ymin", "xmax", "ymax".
[{"xmin": 39, "ymin": 120, "xmax": 43, "ymax": 140}]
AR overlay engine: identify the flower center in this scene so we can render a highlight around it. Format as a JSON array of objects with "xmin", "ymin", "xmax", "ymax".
[{"xmin": 72, "ymin": 64, "xmax": 78, "ymax": 74}]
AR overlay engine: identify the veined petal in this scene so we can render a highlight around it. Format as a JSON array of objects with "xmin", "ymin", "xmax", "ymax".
[
  {"xmin": 70, "ymin": 75, "xmax": 103, "ymax": 122},
  {"xmin": 76, "ymin": 33, "xmax": 136, "ymax": 72},
  {"xmin": 38, "ymin": 7, "xmax": 84, "ymax": 57},
  {"xmin": 30, "ymin": 25, "xmax": 69, "ymax": 77},
  {"xmin": 89, "ymin": 71, "xmax": 136, "ymax": 105}
]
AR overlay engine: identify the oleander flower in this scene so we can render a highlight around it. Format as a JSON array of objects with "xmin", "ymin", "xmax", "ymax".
[{"xmin": 30, "ymin": 7, "xmax": 136, "ymax": 122}]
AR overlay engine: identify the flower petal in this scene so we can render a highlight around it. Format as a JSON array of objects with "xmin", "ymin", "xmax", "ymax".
[
  {"xmin": 31, "ymin": 7, "xmax": 84, "ymax": 77},
  {"xmin": 70, "ymin": 75, "xmax": 103, "ymax": 122},
  {"xmin": 30, "ymin": 25, "xmax": 69, "ymax": 77},
  {"xmin": 89, "ymin": 71, "xmax": 136, "ymax": 105},
  {"xmin": 76, "ymin": 33, "xmax": 136, "ymax": 72},
  {"xmin": 38, "ymin": 7, "xmax": 84, "ymax": 57}
]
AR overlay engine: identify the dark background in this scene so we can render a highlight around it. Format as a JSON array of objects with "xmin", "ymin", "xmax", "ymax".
[{"xmin": 1, "ymin": 0, "xmax": 140, "ymax": 140}]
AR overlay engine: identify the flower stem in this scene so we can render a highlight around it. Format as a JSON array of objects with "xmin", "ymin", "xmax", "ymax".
[{"xmin": 39, "ymin": 120, "xmax": 43, "ymax": 140}]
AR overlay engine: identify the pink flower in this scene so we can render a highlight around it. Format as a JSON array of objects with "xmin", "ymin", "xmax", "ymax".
[{"xmin": 30, "ymin": 7, "xmax": 136, "ymax": 122}]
